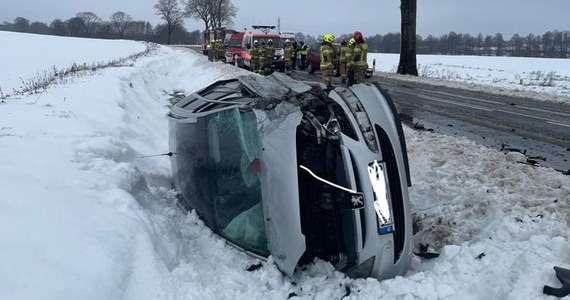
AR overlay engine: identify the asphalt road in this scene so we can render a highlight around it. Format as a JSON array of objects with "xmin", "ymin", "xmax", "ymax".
[
  {"xmin": 292, "ymin": 70, "xmax": 570, "ymax": 173},
  {"xmin": 178, "ymin": 46, "xmax": 570, "ymax": 173}
]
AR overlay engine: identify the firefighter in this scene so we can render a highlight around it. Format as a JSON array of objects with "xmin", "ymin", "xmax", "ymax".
[
  {"xmin": 214, "ymin": 39, "xmax": 220, "ymax": 60},
  {"xmin": 339, "ymin": 39, "xmax": 350, "ymax": 84},
  {"xmin": 251, "ymin": 40, "xmax": 261, "ymax": 74},
  {"xmin": 352, "ymin": 31, "xmax": 368, "ymax": 83},
  {"xmin": 320, "ymin": 33, "xmax": 335, "ymax": 87},
  {"xmin": 292, "ymin": 41, "xmax": 299, "ymax": 70},
  {"xmin": 264, "ymin": 39, "xmax": 275, "ymax": 75},
  {"xmin": 346, "ymin": 38, "xmax": 356, "ymax": 86},
  {"xmin": 258, "ymin": 41, "xmax": 267, "ymax": 75},
  {"xmin": 299, "ymin": 41, "xmax": 308, "ymax": 70},
  {"xmin": 217, "ymin": 39, "xmax": 226, "ymax": 62},
  {"xmin": 283, "ymin": 39, "xmax": 294, "ymax": 75}
]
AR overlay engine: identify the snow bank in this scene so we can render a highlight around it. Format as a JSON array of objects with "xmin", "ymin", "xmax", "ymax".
[{"xmin": 0, "ymin": 32, "xmax": 568, "ymax": 299}]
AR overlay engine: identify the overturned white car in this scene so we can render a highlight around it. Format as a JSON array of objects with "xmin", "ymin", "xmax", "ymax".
[{"xmin": 168, "ymin": 73, "xmax": 412, "ymax": 280}]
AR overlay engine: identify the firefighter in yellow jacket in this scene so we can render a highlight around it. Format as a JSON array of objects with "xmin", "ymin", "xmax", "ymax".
[
  {"xmin": 320, "ymin": 33, "xmax": 335, "ymax": 87},
  {"xmin": 283, "ymin": 39, "xmax": 294, "ymax": 75},
  {"xmin": 347, "ymin": 38, "xmax": 356, "ymax": 86},
  {"xmin": 264, "ymin": 39, "xmax": 275, "ymax": 75},
  {"xmin": 251, "ymin": 40, "xmax": 260, "ymax": 74},
  {"xmin": 352, "ymin": 31, "xmax": 368, "ymax": 83},
  {"xmin": 339, "ymin": 39, "xmax": 352, "ymax": 84}
]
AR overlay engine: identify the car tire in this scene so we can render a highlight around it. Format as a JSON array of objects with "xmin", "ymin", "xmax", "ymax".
[{"xmin": 307, "ymin": 62, "xmax": 315, "ymax": 74}]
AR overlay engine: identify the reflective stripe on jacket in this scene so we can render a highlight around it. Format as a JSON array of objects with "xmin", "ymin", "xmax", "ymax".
[
  {"xmin": 300, "ymin": 44, "xmax": 308, "ymax": 55},
  {"xmin": 320, "ymin": 44, "xmax": 333, "ymax": 69},
  {"xmin": 354, "ymin": 42, "xmax": 368, "ymax": 66}
]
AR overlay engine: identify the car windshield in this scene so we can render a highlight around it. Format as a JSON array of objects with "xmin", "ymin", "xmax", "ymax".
[
  {"xmin": 226, "ymin": 37, "xmax": 242, "ymax": 47},
  {"xmin": 256, "ymin": 37, "xmax": 283, "ymax": 48},
  {"xmin": 206, "ymin": 108, "xmax": 269, "ymax": 256}
]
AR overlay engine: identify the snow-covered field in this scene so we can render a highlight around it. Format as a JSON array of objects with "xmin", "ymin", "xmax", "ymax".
[
  {"xmin": 368, "ymin": 53, "xmax": 570, "ymax": 104},
  {"xmin": 0, "ymin": 31, "xmax": 568, "ymax": 300}
]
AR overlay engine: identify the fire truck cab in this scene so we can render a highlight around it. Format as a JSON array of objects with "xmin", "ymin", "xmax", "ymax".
[
  {"xmin": 241, "ymin": 26, "xmax": 285, "ymax": 72},
  {"xmin": 203, "ymin": 27, "xmax": 230, "ymax": 55}
]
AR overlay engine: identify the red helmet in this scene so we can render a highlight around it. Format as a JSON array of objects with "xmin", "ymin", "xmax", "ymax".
[{"xmin": 353, "ymin": 31, "xmax": 363, "ymax": 41}]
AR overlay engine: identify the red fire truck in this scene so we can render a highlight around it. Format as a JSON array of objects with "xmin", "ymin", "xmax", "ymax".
[{"xmin": 202, "ymin": 27, "xmax": 231, "ymax": 55}]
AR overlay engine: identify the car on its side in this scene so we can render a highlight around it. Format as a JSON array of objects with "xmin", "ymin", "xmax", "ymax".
[{"xmin": 168, "ymin": 73, "xmax": 413, "ymax": 280}]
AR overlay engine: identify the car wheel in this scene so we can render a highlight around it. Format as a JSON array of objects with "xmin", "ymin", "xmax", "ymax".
[{"xmin": 307, "ymin": 62, "xmax": 315, "ymax": 74}]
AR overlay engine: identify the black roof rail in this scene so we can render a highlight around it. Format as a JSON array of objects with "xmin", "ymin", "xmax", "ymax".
[{"xmin": 252, "ymin": 25, "xmax": 276, "ymax": 29}]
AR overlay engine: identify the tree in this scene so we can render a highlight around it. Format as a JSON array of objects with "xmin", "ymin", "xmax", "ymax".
[
  {"xmin": 542, "ymin": 31, "xmax": 554, "ymax": 57},
  {"xmin": 29, "ymin": 22, "xmax": 50, "ymax": 34},
  {"xmin": 76, "ymin": 12, "xmax": 101, "ymax": 36},
  {"xmin": 154, "ymin": 0, "xmax": 185, "ymax": 44},
  {"xmin": 397, "ymin": 0, "xmax": 418, "ymax": 76},
  {"xmin": 208, "ymin": 0, "xmax": 237, "ymax": 28},
  {"xmin": 13, "ymin": 17, "xmax": 30, "ymax": 32},
  {"xmin": 50, "ymin": 19, "xmax": 67, "ymax": 36},
  {"xmin": 510, "ymin": 34, "xmax": 523, "ymax": 57},
  {"xmin": 183, "ymin": 0, "xmax": 211, "ymax": 30},
  {"xmin": 66, "ymin": 17, "xmax": 86, "ymax": 36},
  {"xmin": 183, "ymin": 0, "xmax": 237, "ymax": 30},
  {"xmin": 494, "ymin": 33, "xmax": 504, "ymax": 56},
  {"xmin": 110, "ymin": 11, "xmax": 133, "ymax": 39},
  {"xmin": 483, "ymin": 35, "xmax": 492, "ymax": 55}
]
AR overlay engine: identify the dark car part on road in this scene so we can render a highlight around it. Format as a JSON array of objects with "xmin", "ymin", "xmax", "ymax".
[
  {"xmin": 168, "ymin": 73, "xmax": 412, "ymax": 280},
  {"xmin": 543, "ymin": 266, "xmax": 570, "ymax": 297}
]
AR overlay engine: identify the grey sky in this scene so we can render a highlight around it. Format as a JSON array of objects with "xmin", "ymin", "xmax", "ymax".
[{"xmin": 1, "ymin": 0, "xmax": 569, "ymax": 38}]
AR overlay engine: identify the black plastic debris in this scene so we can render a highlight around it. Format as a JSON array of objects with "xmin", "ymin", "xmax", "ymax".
[
  {"xmin": 246, "ymin": 262, "xmax": 263, "ymax": 272},
  {"xmin": 341, "ymin": 285, "xmax": 351, "ymax": 299},
  {"xmin": 414, "ymin": 243, "xmax": 440, "ymax": 259},
  {"xmin": 543, "ymin": 266, "xmax": 570, "ymax": 297}
]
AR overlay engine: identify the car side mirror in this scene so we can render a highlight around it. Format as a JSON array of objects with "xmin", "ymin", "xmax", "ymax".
[
  {"xmin": 246, "ymin": 43, "xmax": 251, "ymax": 49},
  {"xmin": 225, "ymin": 43, "xmax": 229, "ymax": 48}
]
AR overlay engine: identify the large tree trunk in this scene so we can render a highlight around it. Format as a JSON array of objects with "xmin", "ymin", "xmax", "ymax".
[{"xmin": 397, "ymin": 0, "xmax": 418, "ymax": 76}]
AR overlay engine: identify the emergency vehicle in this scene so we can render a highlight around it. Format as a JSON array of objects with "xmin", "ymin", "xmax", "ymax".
[
  {"xmin": 224, "ymin": 31, "xmax": 245, "ymax": 67},
  {"xmin": 240, "ymin": 26, "xmax": 285, "ymax": 72},
  {"xmin": 202, "ymin": 27, "xmax": 231, "ymax": 55}
]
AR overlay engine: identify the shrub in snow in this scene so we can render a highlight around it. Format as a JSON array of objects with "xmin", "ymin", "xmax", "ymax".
[{"xmin": 2, "ymin": 42, "xmax": 159, "ymax": 100}]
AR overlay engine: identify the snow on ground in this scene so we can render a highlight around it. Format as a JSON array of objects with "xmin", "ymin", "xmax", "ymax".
[
  {"xmin": 368, "ymin": 53, "xmax": 570, "ymax": 105},
  {"xmin": 0, "ymin": 31, "xmax": 568, "ymax": 300},
  {"xmin": 0, "ymin": 31, "xmax": 148, "ymax": 95}
]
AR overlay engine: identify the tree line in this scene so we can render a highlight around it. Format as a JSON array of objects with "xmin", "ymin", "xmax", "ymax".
[
  {"xmin": 367, "ymin": 30, "xmax": 570, "ymax": 58},
  {"xmin": 0, "ymin": 12, "xmax": 201, "ymax": 45}
]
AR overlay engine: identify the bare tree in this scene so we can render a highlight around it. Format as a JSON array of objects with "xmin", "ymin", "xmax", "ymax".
[
  {"xmin": 397, "ymin": 0, "xmax": 418, "ymax": 76},
  {"xmin": 183, "ymin": 0, "xmax": 211, "ymax": 30},
  {"xmin": 110, "ymin": 11, "xmax": 133, "ymax": 39},
  {"xmin": 76, "ymin": 12, "xmax": 100, "ymax": 36},
  {"xmin": 209, "ymin": 0, "xmax": 237, "ymax": 28},
  {"xmin": 183, "ymin": 0, "xmax": 236, "ymax": 30},
  {"xmin": 154, "ymin": 0, "xmax": 185, "ymax": 44}
]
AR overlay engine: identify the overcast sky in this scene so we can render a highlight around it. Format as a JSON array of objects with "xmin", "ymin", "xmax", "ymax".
[{"xmin": 1, "ymin": 0, "xmax": 569, "ymax": 38}]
